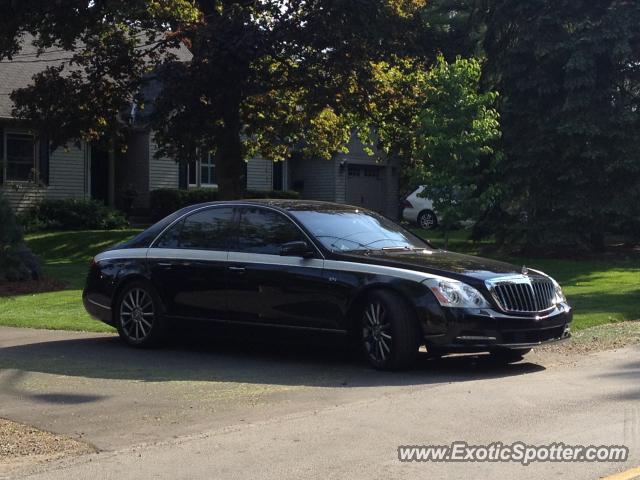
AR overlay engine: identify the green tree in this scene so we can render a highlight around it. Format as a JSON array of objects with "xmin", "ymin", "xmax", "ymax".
[
  {"xmin": 481, "ymin": 0, "xmax": 640, "ymax": 251},
  {"xmin": 411, "ymin": 55, "xmax": 500, "ymax": 248},
  {"xmin": 1, "ymin": 0, "xmax": 428, "ymax": 199},
  {"xmin": 0, "ymin": 193, "xmax": 40, "ymax": 281},
  {"xmin": 420, "ymin": 0, "xmax": 490, "ymax": 58}
]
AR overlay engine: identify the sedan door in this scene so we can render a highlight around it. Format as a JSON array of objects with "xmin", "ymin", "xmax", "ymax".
[
  {"xmin": 226, "ymin": 206, "xmax": 340, "ymax": 330},
  {"xmin": 148, "ymin": 206, "xmax": 234, "ymax": 321}
]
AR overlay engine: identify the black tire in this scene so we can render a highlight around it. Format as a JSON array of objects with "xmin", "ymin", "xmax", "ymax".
[
  {"xmin": 489, "ymin": 348, "xmax": 531, "ymax": 364},
  {"xmin": 417, "ymin": 210, "xmax": 438, "ymax": 230},
  {"xmin": 359, "ymin": 290, "xmax": 420, "ymax": 370},
  {"xmin": 114, "ymin": 280, "xmax": 168, "ymax": 348}
]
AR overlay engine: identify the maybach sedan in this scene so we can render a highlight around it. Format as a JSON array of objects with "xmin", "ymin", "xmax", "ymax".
[{"xmin": 83, "ymin": 200, "xmax": 572, "ymax": 369}]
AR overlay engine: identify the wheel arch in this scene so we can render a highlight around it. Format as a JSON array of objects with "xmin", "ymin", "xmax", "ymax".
[
  {"xmin": 110, "ymin": 274, "xmax": 162, "ymax": 321},
  {"xmin": 344, "ymin": 283, "xmax": 422, "ymax": 337}
]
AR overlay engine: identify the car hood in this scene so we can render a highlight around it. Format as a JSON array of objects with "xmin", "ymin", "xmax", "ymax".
[{"xmin": 334, "ymin": 249, "xmax": 525, "ymax": 284}]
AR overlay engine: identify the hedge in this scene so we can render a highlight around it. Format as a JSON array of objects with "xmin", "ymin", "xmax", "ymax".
[
  {"xmin": 149, "ymin": 188, "xmax": 300, "ymax": 220},
  {"xmin": 20, "ymin": 198, "xmax": 129, "ymax": 232}
]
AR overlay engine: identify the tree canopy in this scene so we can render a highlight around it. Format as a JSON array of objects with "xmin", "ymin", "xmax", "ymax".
[
  {"xmin": 2, "ymin": 0, "xmax": 639, "ymax": 252},
  {"xmin": 480, "ymin": 0, "xmax": 640, "ymax": 251},
  {"xmin": 1, "ymin": 0, "xmax": 429, "ymax": 199},
  {"xmin": 412, "ymin": 55, "xmax": 500, "ymax": 247}
]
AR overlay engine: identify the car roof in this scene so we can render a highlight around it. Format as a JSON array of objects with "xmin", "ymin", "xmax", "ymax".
[{"xmin": 181, "ymin": 199, "xmax": 362, "ymax": 214}]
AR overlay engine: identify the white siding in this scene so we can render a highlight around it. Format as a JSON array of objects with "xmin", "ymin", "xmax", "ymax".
[
  {"xmin": 246, "ymin": 157, "xmax": 273, "ymax": 191},
  {"xmin": 46, "ymin": 142, "xmax": 89, "ymax": 200},
  {"xmin": 290, "ymin": 157, "xmax": 338, "ymax": 202},
  {"xmin": 1, "ymin": 140, "xmax": 88, "ymax": 212},
  {"xmin": 1, "ymin": 184, "xmax": 46, "ymax": 213},
  {"xmin": 148, "ymin": 133, "xmax": 179, "ymax": 190}
]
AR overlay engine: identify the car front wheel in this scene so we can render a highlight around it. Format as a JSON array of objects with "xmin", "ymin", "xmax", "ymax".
[
  {"xmin": 115, "ymin": 281, "xmax": 167, "ymax": 348},
  {"xmin": 359, "ymin": 290, "xmax": 420, "ymax": 370}
]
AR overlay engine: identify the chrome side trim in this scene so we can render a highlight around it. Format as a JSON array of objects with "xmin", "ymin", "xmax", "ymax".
[
  {"xmin": 96, "ymin": 248, "xmax": 460, "ymax": 284},
  {"xmin": 95, "ymin": 248, "xmax": 149, "ymax": 262},
  {"xmin": 324, "ymin": 259, "xmax": 449, "ymax": 283},
  {"xmin": 148, "ymin": 248, "xmax": 228, "ymax": 262},
  {"xmin": 228, "ymin": 252, "xmax": 324, "ymax": 269}
]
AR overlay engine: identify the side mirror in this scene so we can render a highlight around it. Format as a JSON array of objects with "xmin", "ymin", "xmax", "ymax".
[{"xmin": 280, "ymin": 240, "xmax": 315, "ymax": 258}]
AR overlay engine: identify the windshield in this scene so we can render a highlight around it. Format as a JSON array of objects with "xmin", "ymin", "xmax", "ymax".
[{"xmin": 290, "ymin": 209, "xmax": 430, "ymax": 252}]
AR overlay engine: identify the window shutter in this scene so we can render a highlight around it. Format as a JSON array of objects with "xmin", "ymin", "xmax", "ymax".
[
  {"xmin": 178, "ymin": 161, "xmax": 188, "ymax": 190},
  {"xmin": 38, "ymin": 134, "xmax": 50, "ymax": 185}
]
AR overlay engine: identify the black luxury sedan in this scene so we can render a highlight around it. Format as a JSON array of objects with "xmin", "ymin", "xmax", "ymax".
[{"xmin": 83, "ymin": 200, "xmax": 572, "ymax": 369}]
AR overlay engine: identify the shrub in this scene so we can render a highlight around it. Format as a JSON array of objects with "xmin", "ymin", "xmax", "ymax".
[
  {"xmin": 149, "ymin": 188, "xmax": 300, "ymax": 220},
  {"xmin": 21, "ymin": 198, "xmax": 129, "ymax": 232},
  {"xmin": 0, "ymin": 192, "xmax": 41, "ymax": 281}
]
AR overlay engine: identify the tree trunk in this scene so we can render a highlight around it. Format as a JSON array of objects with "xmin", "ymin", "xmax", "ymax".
[
  {"xmin": 107, "ymin": 136, "xmax": 116, "ymax": 208},
  {"xmin": 216, "ymin": 94, "xmax": 246, "ymax": 200},
  {"xmin": 590, "ymin": 231, "xmax": 605, "ymax": 252}
]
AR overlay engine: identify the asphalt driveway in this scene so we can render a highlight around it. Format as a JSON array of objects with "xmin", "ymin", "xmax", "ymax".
[{"xmin": 1, "ymin": 326, "xmax": 639, "ymax": 479}]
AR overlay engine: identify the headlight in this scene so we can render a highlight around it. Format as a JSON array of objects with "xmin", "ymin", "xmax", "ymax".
[
  {"xmin": 552, "ymin": 279, "xmax": 566, "ymax": 304},
  {"xmin": 423, "ymin": 278, "xmax": 491, "ymax": 309}
]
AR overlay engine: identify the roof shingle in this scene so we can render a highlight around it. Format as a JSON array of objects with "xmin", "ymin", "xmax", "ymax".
[{"xmin": 0, "ymin": 34, "xmax": 191, "ymax": 120}]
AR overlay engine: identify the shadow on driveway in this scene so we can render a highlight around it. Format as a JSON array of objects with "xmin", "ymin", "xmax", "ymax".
[{"xmin": 0, "ymin": 328, "xmax": 545, "ymax": 392}]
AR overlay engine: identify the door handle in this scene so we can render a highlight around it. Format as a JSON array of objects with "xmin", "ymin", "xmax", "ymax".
[
  {"xmin": 157, "ymin": 262, "xmax": 173, "ymax": 268},
  {"xmin": 228, "ymin": 266, "xmax": 246, "ymax": 273}
]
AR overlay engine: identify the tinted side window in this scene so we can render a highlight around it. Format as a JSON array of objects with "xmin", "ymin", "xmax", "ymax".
[
  {"xmin": 180, "ymin": 207, "xmax": 234, "ymax": 250},
  {"xmin": 235, "ymin": 207, "xmax": 306, "ymax": 255},
  {"xmin": 155, "ymin": 219, "xmax": 185, "ymax": 248},
  {"xmin": 155, "ymin": 207, "xmax": 234, "ymax": 250}
]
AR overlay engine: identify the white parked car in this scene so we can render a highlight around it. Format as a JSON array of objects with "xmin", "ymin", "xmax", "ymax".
[{"xmin": 401, "ymin": 185, "xmax": 438, "ymax": 230}]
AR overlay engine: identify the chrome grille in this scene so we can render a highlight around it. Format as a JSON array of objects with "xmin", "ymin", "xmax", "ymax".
[{"xmin": 490, "ymin": 277, "xmax": 555, "ymax": 313}]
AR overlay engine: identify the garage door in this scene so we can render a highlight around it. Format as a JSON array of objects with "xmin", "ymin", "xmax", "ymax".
[{"xmin": 345, "ymin": 165, "xmax": 384, "ymax": 213}]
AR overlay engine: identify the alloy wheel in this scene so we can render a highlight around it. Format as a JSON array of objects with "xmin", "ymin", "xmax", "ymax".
[
  {"xmin": 120, "ymin": 288, "xmax": 154, "ymax": 342},
  {"xmin": 420, "ymin": 212, "xmax": 435, "ymax": 229},
  {"xmin": 362, "ymin": 301, "xmax": 393, "ymax": 364}
]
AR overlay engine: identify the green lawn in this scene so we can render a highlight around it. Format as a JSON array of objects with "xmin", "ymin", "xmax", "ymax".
[
  {"xmin": 0, "ymin": 230, "xmax": 141, "ymax": 332},
  {"xmin": 0, "ymin": 228, "xmax": 637, "ymax": 333}
]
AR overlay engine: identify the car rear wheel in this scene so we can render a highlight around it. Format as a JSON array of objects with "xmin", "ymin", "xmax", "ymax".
[
  {"xmin": 115, "ymin": 281, "xmax": 167, "ymax": 348},
  {"xmin": 359, "ymin": 290, "xmax": 420, "ymax": 370},
  {"xmin": 418, "ymin": 210, "xmax": 438, "ymax": 230}
]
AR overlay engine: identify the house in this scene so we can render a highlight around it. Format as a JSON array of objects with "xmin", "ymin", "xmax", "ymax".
[
  {"xmin": 0, "ymin": 37, "xmax": 399, "ymax": 219},
  {"xmin": 0, "ymin": 36, "xmax": 193, "ymax": 214}
]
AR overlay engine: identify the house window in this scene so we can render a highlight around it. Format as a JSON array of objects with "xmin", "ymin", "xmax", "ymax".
[
  {"xmin": 200, "ymin": 155, "xmax": 216, "ymax": 185},
  {"xmin": 188, "ymin": 154, "xmax": 216, "ymax": 187},
  {"xmin": 3, "ymin": 131, "xmax": 36, "ymax": 182}
]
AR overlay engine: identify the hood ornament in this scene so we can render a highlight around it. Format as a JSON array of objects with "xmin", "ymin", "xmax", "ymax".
[{"xmin": 521, "ymin": 265, "xmax": 529, "ymax": 275}]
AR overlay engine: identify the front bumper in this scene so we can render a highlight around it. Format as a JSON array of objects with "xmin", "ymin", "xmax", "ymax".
[{"xmin": 424, "ymin": 303, "xmax": 572, "ymax": 352}]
